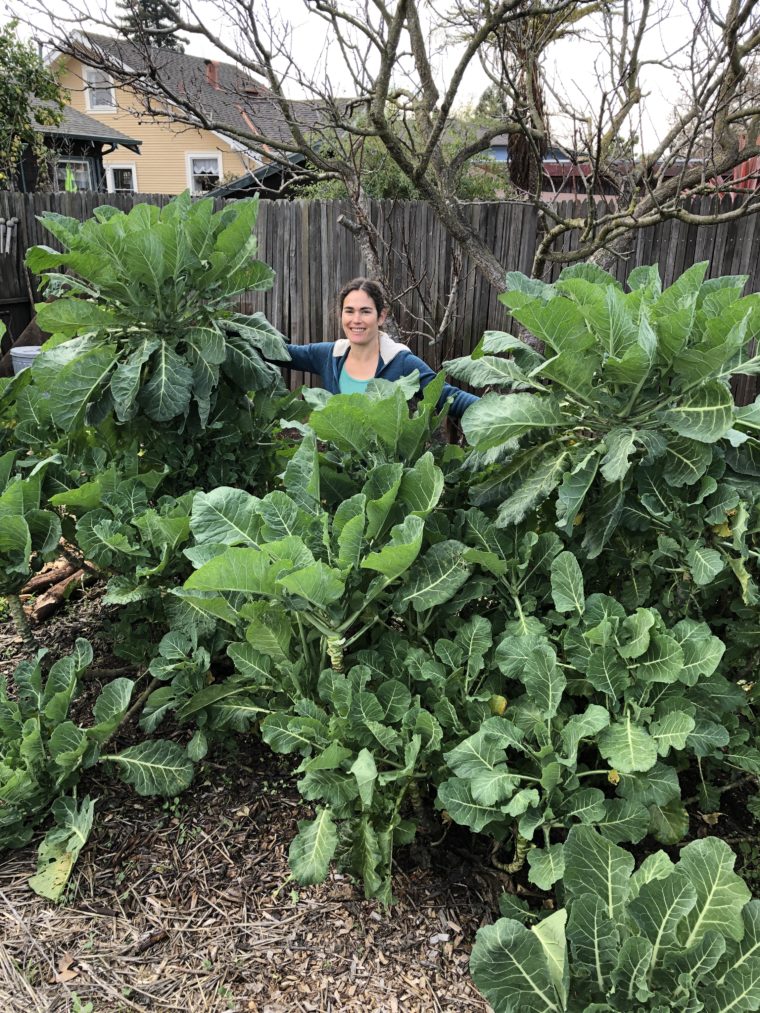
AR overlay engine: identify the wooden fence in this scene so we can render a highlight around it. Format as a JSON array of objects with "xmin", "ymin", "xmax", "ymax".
[{"xmin": 2, "ymin": 191, "xmax": 760, "ymax": 395}]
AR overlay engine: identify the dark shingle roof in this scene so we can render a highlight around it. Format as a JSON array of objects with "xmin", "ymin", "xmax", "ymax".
[
  {"xmin": 70, "ymin": 32, "xmax": 274, "ymax": 146},
  {"xmin": 67, "ymin": 33, "xmax": 344, "ymax": 154},
  {"xmin": 32, "ymin": 100, "xmax": 141, "ymax": 151}
]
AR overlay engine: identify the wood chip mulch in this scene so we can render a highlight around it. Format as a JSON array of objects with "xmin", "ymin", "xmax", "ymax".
[{"xmin": 0, "ymin": 593, "xmax": 496, "ymax": 1013}]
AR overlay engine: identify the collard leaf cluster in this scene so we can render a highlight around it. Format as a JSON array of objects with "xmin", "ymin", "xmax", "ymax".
[{"xmin": 470, "ymin": 830, "xmax": 760, "ymax": 1012}]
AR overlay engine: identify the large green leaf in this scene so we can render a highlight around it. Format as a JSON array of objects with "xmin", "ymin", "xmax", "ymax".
[
  {"xmin": 560, "ymin": 705, "xmax": 611, "ymax": 762},
  {"xmin": 497, "ymin": 446, "xmax": 572, "ymax": 527},
  {"xmin": 289, "ymin": 808, "xmax": 338, "ymax": 885},
  {"xmin": 556, "ymin": 452, "xmax": 599, "ymax": 534},
  {"xmin": 104, "ymin": 740, "xmax": 195, "ymax": 796},
  {"xmin": 470, "ymin": 916, "xmax": 565, "ymax": 1013},
  {"xmin": 110, "ymin": 337, "xmax": 159, "ymax": 420},
  {"xmin": 35, "ymin": 299, "xmax": 116, "ymax": 336},
  {"xmin": 566, "ymin": 894, "xmax": 618, "ymax": 990},
  {"xmin": 522, "ymin": 644, "xmax": 566, "ymax": 719},
  {"xmin": 550, "ymin": 551, "xmax": 585, "ymax": 615},
  {"xmin": 687, "ymin": 544, "xmax": 725, "ymax": 585},
  {"xmin": 635, "ymin": 633, "xmax": 685, "ymax": 683},
  {"xmin": 462, "ymin": 392, "xmax": 563, "ymax": 449},
  {"xmin": 140, "ymin": 344, "xmax": 193, "ymax": 422},
  {"xmin": 678, "ymin": 837, "xmax": 751, "ymax": 947},
  {"xmin": 89, "ymin": 678, "xmax": 135, "ymax": 740},
  {"xmin": 586, "ymin": 648, "xmax": 630, "ymax": 698},
  {"xmin": 510, "ymin": 296, "xmax": 593, "ymax": 353},
  {"xmin": 581, "ymin": 481, "xmax": 626, "ymax": 558},
  {"xmin": 190, "ymin": 487, "xmax": 262, "ymax": 545},
  {"xmin": 672, "ymin": 620, "xmax": 725, "ymax": 684},
  {"xmin": 361, "ymin": 514, "xmax": 424, "ymax": 581},
  {"xmin": 705, "ymin": 961, "xmax": 760, "ymax": 1013},
  {"xmin": 609, "ymin": 937, "xmax": 654, "ymax": 1008},
  {"xmin": 277, "ymin": 561, "xmax": 345, "ymax": 608},
  {"xmin": 600, "ymin": 428, "xmax": 639, "ymax": 481},
  {"xmin": 436, "ymin": 777, "xmax": 506, "ymax": 833},
  {"xmin": 597, "ymin": 717, "xmax": 658, "ymax": 773},
  {"xmin": 527, "ymin": 845, "xmax": 566, "ymax": 890},
  {"xmin": 398, "ymin": 452, "xmax": 444, "ymax": 516},
  {"xmin": 443, "ymin": 353, "xmax": 535, "ymax": 389},
  {"xmin": 38, "ymin": 343, "xmax": 117, "ymax": 431},
  {"xmin": 650, "ymin": 711, "xmax": 695, "ymax": 756},
  {"xmin": 394, "ymin": 540, "xmax": 472, "ymax": 612},
  {"xmin": 185, "ymin": 547, "xmax": 278, "ymax": 594},
  {"xmin": 664, "ymin": 382, "xmax": 734, "ymax": 443},
  {"xmin": 628, "ymin": 871, "xmax": 697, "ymax": 971},
  {"xmin": 363, "ymin": 463, "xmax": 404, "ymax": 539},
  {"xmin": 662, "ymin": 436, "xmax": 712, "ymax": 487},
  {"xmin": 563, "ymin": 826, "xmax": 634, "ymax": 919}
]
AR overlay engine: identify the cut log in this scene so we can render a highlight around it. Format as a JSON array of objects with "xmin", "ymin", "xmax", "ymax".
[
  {"xmin": 20, "ymin": 559, "xmax": 78, "ymax": 595},
  {"xmin": 31, "ymin": 569, "xmax": 96, "ymax": 623}
]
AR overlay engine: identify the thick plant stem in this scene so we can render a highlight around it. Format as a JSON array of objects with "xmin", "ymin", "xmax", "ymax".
[
  {"xmin": 5, "ymin": 594, "xmax": 38, "ymax": 654},
  {"xmin": 491, "ymin": 833, "xmax": 534, "ymax": 874},
  {"xmin": 326, "ymin": 634, "xmax": 345, "ymax": 672}
]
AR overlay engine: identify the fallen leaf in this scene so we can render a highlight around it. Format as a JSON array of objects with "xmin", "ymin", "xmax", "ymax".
[{"xmin": 52, "ymin": 951, "xmax": 79, "ymax": 984}]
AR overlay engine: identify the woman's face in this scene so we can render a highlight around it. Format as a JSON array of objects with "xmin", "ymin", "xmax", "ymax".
[{"xmin": 341, "ymin": 289, "xmax": 387, "ymax": 347}]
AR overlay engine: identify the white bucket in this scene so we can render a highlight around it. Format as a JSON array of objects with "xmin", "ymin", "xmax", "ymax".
[{"xmin": 10, "ymin": 346, "xmax": 41, "ymax": 374}]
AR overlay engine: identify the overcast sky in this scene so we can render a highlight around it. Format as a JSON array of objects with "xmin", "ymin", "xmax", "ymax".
[{"xmin": 4, "ymin": 0, "xmax": 691, "ymax": 149}]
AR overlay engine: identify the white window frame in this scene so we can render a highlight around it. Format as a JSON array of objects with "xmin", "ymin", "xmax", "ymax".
[
  {"xmin": 84, "ymin": 65, "xmax": 116, "ymax": 112},
  {"xmin": 186, "ymin": 152, "xmax": 223, "ymax": 194},
  {"xmin": 106, "ymin": 163, "xmax": 138, "ymax": 193}
]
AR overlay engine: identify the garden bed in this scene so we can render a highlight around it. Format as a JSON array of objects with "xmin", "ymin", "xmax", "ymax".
[{"xmin": 0, "ymin": 595, "xmax": 492, "ymax": 1013}]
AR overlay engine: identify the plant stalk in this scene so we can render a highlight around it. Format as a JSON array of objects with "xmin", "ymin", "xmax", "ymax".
[{"xmin": 5, "ymin": 594, "xmax": 38, "ymax": 654}]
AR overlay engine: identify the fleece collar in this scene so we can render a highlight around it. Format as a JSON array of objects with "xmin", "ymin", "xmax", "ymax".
[{"xmin": 332, "ymin": 331, "xmax": 407, "ymax": 364}]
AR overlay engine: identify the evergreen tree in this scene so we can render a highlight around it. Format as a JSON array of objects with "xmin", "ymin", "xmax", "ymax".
[{"xmin": 117, "ymin": 0, "xmax": 186, "ymax": 51}]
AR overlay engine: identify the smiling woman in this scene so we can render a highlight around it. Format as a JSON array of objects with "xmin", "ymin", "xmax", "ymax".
[{"xmin": 281, "ymin": 278, "xmax": 479, "ymax": 419}]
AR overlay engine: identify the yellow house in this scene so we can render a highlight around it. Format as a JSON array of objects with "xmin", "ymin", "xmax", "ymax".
[{"xmin": 52, "ymin": 33, "xmax": 268, "ymax": 195}]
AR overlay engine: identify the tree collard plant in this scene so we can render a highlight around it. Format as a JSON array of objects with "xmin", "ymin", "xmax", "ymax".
[
  {"xmin": 447, "ymin": 263, "xmax": 760, "ymax": 553},
  {"xmin": 43, "ymin": 462, "xmax": 201, "ymax": 664},
  {"xmin": 0, "ymin": 639, "xmax": 194, "ymax": 899},
  {"xmin": 0, "ymin": 453, "xmax": 62, "ymax": 650},
  {"xmin": 167, "ymin": 381, "xmax": 493, "ymax": 899},
  {"xmin": 446, "ymin": 263, "xmax": 760, "ymax": 677},
  {"xmin": 436, "ymin": 543, "xmax": 752, "ymax": 888},
  {"xmin": 23, "ymin": 194, "xmax": 289, "ymax": 492},
  {"xmin": 470, "ymin": 828, "xmax": 760, "ymax": 1012}
]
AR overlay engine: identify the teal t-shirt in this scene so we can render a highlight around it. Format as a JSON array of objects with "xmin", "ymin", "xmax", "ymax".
[{"xmin": 338, "ymin": 364, "xmax": 371, "ymax": 394}]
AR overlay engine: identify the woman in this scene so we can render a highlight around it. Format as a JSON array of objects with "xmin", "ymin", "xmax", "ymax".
[{"xmin": 282, "ymin": 278, "xmax": 478, "ymax": 419}]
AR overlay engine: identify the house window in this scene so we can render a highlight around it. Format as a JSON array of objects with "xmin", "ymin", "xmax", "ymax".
[
  {"xmin": 107, "ymin": 165, "xmax": 137, "ymax": 193},
  {"xmin": 187, "ymin": 154, "xmax": 221, "ymax": 193},
  {"xmin": 85, "ymin": 67, "xmax": 116, "ymax": 111},
  {"xmin": 55, "ymin": 159, "xmax": 94, "ymax": 192}
]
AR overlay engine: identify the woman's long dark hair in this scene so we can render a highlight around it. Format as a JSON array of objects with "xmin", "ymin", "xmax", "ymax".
[{"xmin": 338, "ymin": 277, "xmax": 386, "ymax": 315}]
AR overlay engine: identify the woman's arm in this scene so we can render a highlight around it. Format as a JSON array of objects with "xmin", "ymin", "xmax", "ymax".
[{"xmin": 404, "ymin": 354, "xmax": 479, "ymax": 420}]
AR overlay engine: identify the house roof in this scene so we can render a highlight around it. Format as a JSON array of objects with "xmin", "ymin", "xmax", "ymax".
[
  {"xmin": 66, "ymin": 32, "xmax": 274, "ymax": 147},
  {"xmin": 64, "ymin": 33, "xmax": 342, "ymax": 156},
  {"xmin": 32, "ymin": 100, "xmax": 142, "ymax": 152},
  {"xmin": 205, "ymin": 151, "xmax": 309, "ymax": 198}
]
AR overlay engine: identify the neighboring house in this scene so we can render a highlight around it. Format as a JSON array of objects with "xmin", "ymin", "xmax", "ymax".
[
  {"xmin": 52, "ymin": 33, "xmax": 273, "ymax": 195},
  {"xmin": 20, "ymin": 102, "xmax": 141, "ymax": 193}
]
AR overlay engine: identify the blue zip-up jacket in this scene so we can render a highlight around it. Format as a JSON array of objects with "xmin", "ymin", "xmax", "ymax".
[{"xmin": 282, "ymin": 333, "xmax": 479, "ymax": 420}]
